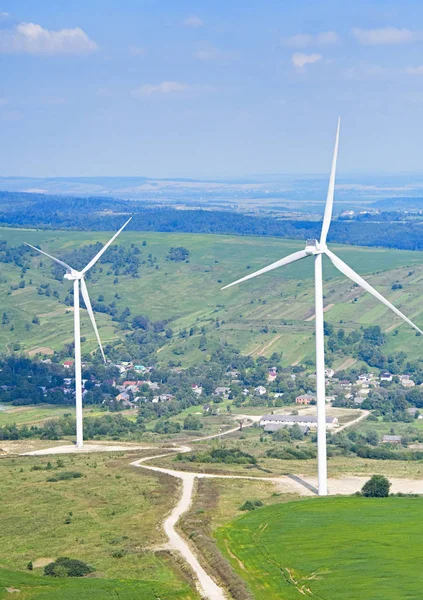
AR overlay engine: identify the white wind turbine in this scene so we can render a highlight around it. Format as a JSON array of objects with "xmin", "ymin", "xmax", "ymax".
[
  {"xmin": 25, "ymin": 217, "xmax": 132, "ymax": 448},
  {"xmin": 222, "ymin": 119, "xmax": 422, "ymax": 496}
]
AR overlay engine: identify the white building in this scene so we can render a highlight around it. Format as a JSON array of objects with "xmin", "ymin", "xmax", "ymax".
[
  {"xmin": 259, "ymin": 414, "xmax": 339, "ymax": 430},
  {"xmin": 255, "ymin": 386, "xmax": 267, "ymax": 396}
]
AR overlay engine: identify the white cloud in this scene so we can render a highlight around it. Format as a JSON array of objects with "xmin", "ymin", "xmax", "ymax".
[
  {"xmin": 196, "ymin": 48, "xmax": 219, "ymax": 60},
  {"xmin": 132, "ymin": 81, "xmax": 213, "ymax": 97},
  {"xmin": 317, "ymin": 31, "xmax": 340, "ymax": 45},
  {"xmin": 352, "ymin": 27, "xmax": 423, "ymax": 45},
  {"xmin": 0, "ymin": 12, "xmax": 9, "ymax": 20},
  {"xmin": 129, "ymin": 45, "xmax": 145, "ymax": 56},
  {"xmin": 343, "ymin": 64, "xmax": 392, "ymax": 80},
  {"xmin": 0, "ymin": 109, "xmax": 21, "ymax": 121},
  {"xmin": 195, "ymin": 46, "xmax": 239, "ymax": 61},
  {"xmin": 282, "ymin": 31, "xmax": 339, "ymax": 48},
  {"xmin": 0, "ymin": 22, "xmax": 98, "ymax": 54},
  {"xmin": 184, "ymin": 15, "xmax": 203, "ymax": 27},
  {"xmin": 291, "ymin": 53, "xmax": 322, "ymax": 69},
  {"xmin": 97, "ymin": 87, "xmax": 113, "ymax": 97},
  {"xmin": 405, "ymin": 65, "xmax": 423, "ymax": 75},
  {"xmin": 282, "ymin": 34, "xmax": 313, "ymax": 48},
  {"xmin": 43, "ymin": 96, "xmax": 65, "ymax": 105}
]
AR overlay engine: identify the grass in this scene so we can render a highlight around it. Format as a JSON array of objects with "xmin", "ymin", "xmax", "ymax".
[
  {"xmin": 0, "ymin": 452, "xmax": 197, "ymax": 598},
  {"xmin": 0, "ymin": 405, "xmax": 106, "ymax": 427},
  {"xmin": 0, "ymin": 228, "xmax": 423, "ymax": 365},
  {"xmin": 216, "ymin": 496, "xmax": 423, "ymax": 599},
  {"xmin": 0, "ymin": 567, "xmax": 196, "ymax": 599}
]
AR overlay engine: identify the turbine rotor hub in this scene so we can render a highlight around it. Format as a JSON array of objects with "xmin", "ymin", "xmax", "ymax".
[
  {"xmin": 64, "ymin": 270, "xmax": 83, "ymax": 281},
  {"xmin": 305, "ymin": 239, "xmax": 326, "ymax": 255}
]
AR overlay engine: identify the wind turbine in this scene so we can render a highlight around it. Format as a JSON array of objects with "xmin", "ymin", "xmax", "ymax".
[
  {"xmin": 25, "ymin": 217, "xmax": 132, "ymax": 448},
  {"xmin": 222, "ymin": 119, "xmax": 422, "ymax": 496}
]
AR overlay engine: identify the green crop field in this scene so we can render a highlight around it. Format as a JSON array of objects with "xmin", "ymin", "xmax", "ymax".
[
  {"xmin": 216, "ymin": 496, "xmax": 423, "ymax": 599},
  {"xmin": 1, "ymin": 227, "xmax": 423, "ymax": 365},
  {"xmin": 0, "ymin": 452, "xmax": 197, "ymax": 599},
  {"xmin": 0, "ymin": 567, "xmax": 195, "ymax": 600}
]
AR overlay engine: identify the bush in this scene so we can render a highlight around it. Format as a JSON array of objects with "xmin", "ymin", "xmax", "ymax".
[
  {"xmin": 44, "ymin": 557, "xmax": 94, "ymax": 577},
  {"xmin": 47, "ymin": 471, "xmax": 83, "ymax": 482},
  {"xmin": 361, "ymin": 475, "xmax": 391, "ymax": 498},
  {"xmin": 239, "ymin": 499, "xmax": 264, "ymax": 511}
]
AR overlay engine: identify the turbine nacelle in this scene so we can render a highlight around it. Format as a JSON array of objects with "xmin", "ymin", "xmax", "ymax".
[
  {"xmin": 64, "ymin": 270, "xmax": 83, "ymax": 281},
  {"xmin": 305, "ymin": 239, "xmax": 326, "ymax": 255}
]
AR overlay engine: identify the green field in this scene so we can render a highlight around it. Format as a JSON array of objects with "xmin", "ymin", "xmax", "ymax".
[
  {"xmin": 0, "ymin": 452, "xmax": 197, "ymax": 599},
  {"xmin": 0, "ymin": 567, "xmax": 194, "ymax": 600},
  {"xmin": 216, "ymin": 496, "xmax": 423, "ymax": 599},
  {"xmin": 0, "ymin": 405, "xmax": 106, "ymax": 427},
  {"xmin": 1, "ymin": 227, "xmax": 423, "ymax": 365}
]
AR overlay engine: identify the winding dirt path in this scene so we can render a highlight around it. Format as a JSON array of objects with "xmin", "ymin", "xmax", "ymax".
[
  {"xmin": 21, "ymin": 418, "xmax": 420, "ymax": 599},
  {"xmin": 335, "ymin": 410, "xmax": 369, "ymax": 433}
]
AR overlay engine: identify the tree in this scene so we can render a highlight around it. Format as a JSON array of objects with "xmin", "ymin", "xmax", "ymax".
[
  {"xmin": 361, "ymin": 475, "xmax": 391, "ymax": 497},
  {"xmin": 290, "ymin": 423, "xmax": 304, "ymax": 440},
  {"xmin": 183, "ymin": 415, "xmax": 203, "ymax": 431}
]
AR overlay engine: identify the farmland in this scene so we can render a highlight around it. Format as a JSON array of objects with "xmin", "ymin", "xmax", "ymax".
[
  {"xmin": 0, "ymin": 228, "xmax": 423, "ymax": 366},
  {"xmin": 216, "ymin": 496, "xmax": 423, "ymax": 599}
]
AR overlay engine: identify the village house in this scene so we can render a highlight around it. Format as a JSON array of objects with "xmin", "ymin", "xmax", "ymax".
[
  {"xmin": 260, "ymin": 414, "xmax": 338, "ymax": 430},
  {"xmin": 382, "ymin": 434, "xmax": 402, "ymax": 444},
  {"xmin": 191, "ymin": 384, "xmax": 203, "ymax": 396},
  {"xmin": 153, "ymin": 393, "xmax": 175, "ymax": 403},
  {"xmin": 358, "ymin": 373, "xmax": 374, "ymax": 382},
  {"xmin": 214, "ymin": 386, "xmax": 230, "ymax": 397},
  {"xmin": 325, "ymin": 368, "xmax": 335, "ymax": 378},
  {"xmin": 399, "ymin": 374, "xmax": 415, "ymax": 388},
  {"xmin": 401, "ymin": 379, "xmax": 415, "ymax": 388},
  {"xmin": 295, "ymin": 393, "xmax": 315, "ymax": 405},
  {"xmin": 63, "ymin": 360, "xmax": 73, "ymax": 369},
  {"xmin": 255, "ymin": 385, "xmax": 267, "ymax": 396},
  {"xmin": 380, "ymin": 371, "xmax": 393, "ymax": 382}
]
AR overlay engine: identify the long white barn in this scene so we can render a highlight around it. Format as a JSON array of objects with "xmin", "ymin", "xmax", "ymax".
[{"xmin": 260, "ymin": 414, "xmax": 339, "ymax": 430}]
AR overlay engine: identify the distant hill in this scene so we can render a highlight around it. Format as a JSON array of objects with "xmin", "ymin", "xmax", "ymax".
[
  {"xmin": 2, "ymin": 190, "xmax": 423, "ymax": 251},
  {"xmin": 372, "ymin": 197, "xmax": 423, "ymax": 210}
]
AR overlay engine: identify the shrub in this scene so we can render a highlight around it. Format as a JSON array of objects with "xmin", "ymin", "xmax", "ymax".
[
  {"xmin": 111, "ymin": 548, "xmax": 127, "ymax": 558},
  {"xmin": 44, "ymin": 557, "xmax": 94, "ymax": 577},
  {"xmin": 47, "ymin": 471, "xmax": 83, "ymax": 482},
  {"xmin": 239, "ymin": 499, "xmax": 264, "ymax": 511},
  {"xmin": 361, "ymin": 475, "xmax": 391, "ymax": 498}
]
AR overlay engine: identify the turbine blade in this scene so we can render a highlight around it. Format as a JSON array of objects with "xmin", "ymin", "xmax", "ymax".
[
  {"xmin": 325, "ymin": 248, "xmax": 423, "ymax": 335},
  {"xmin": 80, "ymin": 277, "xmax": 106, "ymax": 363},
  {"xmin": 81, "ymin": 217, "xmax": 132, "ymax": 274},
  {"xmin": 221, "ymin": 249, "xmax": 309, "ymax": 290},
  {"xmin": 320, "ymin": 117, "xmax": 340, "ymax": 245},
  {"xmin": 24, "ymin": 242, "xmax": 73, "ymax": 271}
]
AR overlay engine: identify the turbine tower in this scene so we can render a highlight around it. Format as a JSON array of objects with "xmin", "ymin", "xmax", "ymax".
[
  {"xmin": 222, "ymin": 119, "xmax": 422, "ymax": 496},
  {"xmin": 25, "ymin": 217, "xmax": 132, "ymax": 448}
]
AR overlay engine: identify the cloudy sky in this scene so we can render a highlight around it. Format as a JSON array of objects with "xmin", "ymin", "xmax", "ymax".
[{"xmin": 1, "ymin": 0, "xmax": 423, "ymax": 178}]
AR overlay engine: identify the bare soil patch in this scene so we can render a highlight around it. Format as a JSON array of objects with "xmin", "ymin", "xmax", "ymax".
[
  {"xmin": 305, "ymin": 303, "xmax": 334, "ymax": 321},
  {"xmin": 27, "ymin": 346, "xmax": 54, "ymax": 356}
]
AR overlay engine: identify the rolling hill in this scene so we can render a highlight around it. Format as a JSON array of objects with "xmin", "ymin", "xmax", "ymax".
[{"xmin": 0, "ymin": 227, "xmax": 422, "ymax": 367}]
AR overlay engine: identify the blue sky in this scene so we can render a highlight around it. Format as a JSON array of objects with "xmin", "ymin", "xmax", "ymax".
[{"xmin": 1, "ymin": 0, "xmax": 423, "ymax": 178}]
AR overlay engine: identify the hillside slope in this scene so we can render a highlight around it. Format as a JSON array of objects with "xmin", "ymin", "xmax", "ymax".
[{"xmin": 0, "ymin": 228, "xmax": 422, "ymax": 366}]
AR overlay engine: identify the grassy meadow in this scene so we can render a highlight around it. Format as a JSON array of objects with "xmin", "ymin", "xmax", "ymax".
[
  {"xmin": 0, "ymin": 451, "xmax": 197, "ymax": 599},
  {"xmin": 0, "ymin": 227, "xmax": 422, "ymax": 365},
  {"xmin": 216, "ymin": 496, "xmax": 423, "ymax": 599}
]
